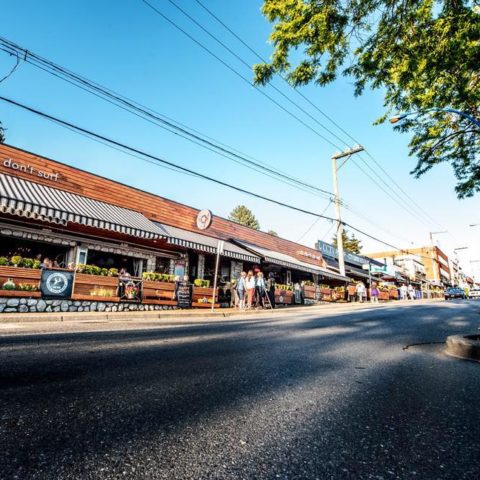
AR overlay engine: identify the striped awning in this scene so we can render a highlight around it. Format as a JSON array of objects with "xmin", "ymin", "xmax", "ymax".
[
  {"xmin": 0, "ymin": 173, "xmax": 167, "ymax": 239},
  {"xmin": 236, "ymin": 241, "xmax": 351, "ymax": 281},
  {"xmin": 156, "ymin": 223, "xmax": 261, "ymax": 263}
]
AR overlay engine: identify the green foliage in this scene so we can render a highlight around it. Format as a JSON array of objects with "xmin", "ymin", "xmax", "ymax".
[
  {"xmin": 332, "ymin": 229, "xmax": 362, "ymax": 254},
  {"xmin": 108, "ymin": 268, "xmax": 119, "ymax": 277},
  {"xmin": 0, "ymin": 257, "xmax": 9, "ymax": 266},
  {"xmin": 255, "ymin": 1, "xmax": 480, "ymax": 197},
  {"xmin": 194, "ymin": 279, "xmax": 210, "ymax": 287},
  {"xmin": 228, "ymin": 205, "xmax": 260, "ymax": 230},
  {"xmin": 22, "ymin": 258, "xmax": 34, "ymax": 269},
  {"xmin": 267, "ymin": 230, "xmax": 278, "ymax": 236},
  {"xmin": 10, "ymin": 255, "xmax": 22, "ymax": 267},
  {"xmin": 100, "ymin": 268, "xmax": 109, "ymax": 276},
  {"xmin": 142, "ymin": 272, "xmax": 175, "ymax": 282}
]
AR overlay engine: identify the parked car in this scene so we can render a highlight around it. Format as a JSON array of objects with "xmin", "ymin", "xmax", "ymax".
[
  {"xmin": 469, "ymin": 288, "xmax": 480, "ymax": 299},
  {"xmin": 444, "ymin": 287, "xmax": 467, "ymax": 300}
]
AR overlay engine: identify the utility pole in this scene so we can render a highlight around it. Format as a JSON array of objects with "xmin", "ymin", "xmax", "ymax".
[{"xmin": 331, "ymin": 145, "xmax": 364, "ymax": 277}]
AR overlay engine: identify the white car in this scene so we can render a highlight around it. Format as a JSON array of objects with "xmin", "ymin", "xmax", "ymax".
[{"xmin": 469, "ymin": 288, "xmax": 480, "ymax": 299}]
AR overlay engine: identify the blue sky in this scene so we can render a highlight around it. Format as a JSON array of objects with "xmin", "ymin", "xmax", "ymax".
[{"xmin": 0, "ymin": 0, "xmax": 478, "ymax": 278}]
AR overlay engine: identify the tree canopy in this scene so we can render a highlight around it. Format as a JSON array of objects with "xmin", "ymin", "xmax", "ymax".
[
  {"xmin": 332, "ymin": 229, "xmax": 362, "ymax": 254},
  {"xmin": 254, "ymin": 1, "xmax": 480, "ymax": 198},
  {"xmin": 228, "ymin": 205, "xmax": 260, "ymax": 230}
]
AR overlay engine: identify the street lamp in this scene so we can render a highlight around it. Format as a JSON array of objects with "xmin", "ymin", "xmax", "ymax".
[
  {"xmin": 390, "ymin": 107, "xmax": 480, "ymax": 129},
  {"xmin": 331, "ymin": 145, "xmax": 364, "ymax": 277}
]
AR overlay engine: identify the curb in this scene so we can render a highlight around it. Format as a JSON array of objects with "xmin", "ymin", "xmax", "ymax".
[{"xmin": 446, "ymin": 334, "xmax": 480, "ymax": 362}]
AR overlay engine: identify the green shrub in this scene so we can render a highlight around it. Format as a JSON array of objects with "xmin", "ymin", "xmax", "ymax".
[
  {"xmin": 11, "ymin": 255, "xmax": 22, "ymax": 267},
  {"xmin": 22, "ymin": 258, "xmax": 34, "ymax": 269},
  {"xmin": 32, "ymin": 260, "xmax": 41, "ymax": 269},
  {"xmin": 108, "ymin": 268, "xmax": 118, "ymax": 277},
  {"xmin": 0, "ymin": 257, "xmax": 8, "ymax": 266},
  {"xmin": 90, "ymin": 265, "xmax": 101, "ymax": 276},
  {"xmin": 194, "ymin": 279, "xmax": 203, "ymax": 287},
  {"xmin": 100, "ymin": 268, "xmax": 109, "ymax": 276}
]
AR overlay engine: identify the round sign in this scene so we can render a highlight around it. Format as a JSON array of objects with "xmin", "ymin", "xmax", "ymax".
[
  {"xmin": 196, "ymin": 209, "xmax": 213, "ymax": 230},
  {"xmin": 45, "ymin": 272, "xmax": 69, "ymax": 295}
]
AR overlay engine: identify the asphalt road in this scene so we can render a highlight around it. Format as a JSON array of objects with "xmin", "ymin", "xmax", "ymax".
[{"xmin": 1, "ymin": 300, "xmax": 479, "ymax": 480}]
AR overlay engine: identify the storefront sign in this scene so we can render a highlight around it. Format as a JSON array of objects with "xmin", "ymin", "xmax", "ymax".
[
  {"xmin": 315, "ymin": 240, "xmax": 368, "ymax": 267},
  {"xmin": 176, "ymin": 281, "xmax": 193, "ymax": 308},
  {"xmin": 196, "ymin": 209, "xmax": 212, "ymax": 230},
  {"xmin": 40, "ymin": 269, "xmax": 74, "ymax": 298},
  {"xmin": 3, "ymin": 158, "xmax": 61, "ymax": 182}
]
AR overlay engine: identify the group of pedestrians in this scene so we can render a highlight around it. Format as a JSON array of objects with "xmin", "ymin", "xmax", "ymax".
[
  {"xmin": 400, "ymin": 283, "xmax": 417, "ymax": 300},
  {"xmin": 233, "ymin": 270, "xmax": 276, "ymax": 309}
]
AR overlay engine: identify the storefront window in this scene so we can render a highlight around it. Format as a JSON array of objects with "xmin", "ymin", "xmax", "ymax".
[{"xmin": 0, "ymin": 236, "xmax": 69, "ymax": 268}]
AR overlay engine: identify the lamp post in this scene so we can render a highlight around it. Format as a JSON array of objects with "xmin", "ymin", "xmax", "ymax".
[
  {"xmin": 331, "ymin": 145, "xmax": 364, "ymax": 277},
  {"xmin": 390, "ymin": 107, "xmax": 480, "ymax": 129}
]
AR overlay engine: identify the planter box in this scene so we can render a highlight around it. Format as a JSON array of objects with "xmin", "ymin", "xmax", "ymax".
[
  {"xmin": 143, "ymin": 280, "xmax": 175, "ymax": 300},
  {"xmin": 378, "ymin": 291, "xmax": 390, "ymax": 300},
  {"xmin": 0, "ymin": 290, "xmax": 41, "ymax": 298},
  {"xmin": 303, "ymin": 285, "xmax": 316, "ymax": 299},
  {"xmin": 275, "ymin": 289, "xmax": 293, "ymax": 304},
  {"xmin": 72, "ymin": 294, "xmax": 120, "ymax": 302},
  {"xmin": 0, "ymin": 265, "xmax": 41, "ymax": 287},
  {"xmin": 73, "ymin": 273, "xmax": 119, "ymax": 298},
  {"xmin": 389, "ymin": 290, "xmax": 399, "ymax": 299}
]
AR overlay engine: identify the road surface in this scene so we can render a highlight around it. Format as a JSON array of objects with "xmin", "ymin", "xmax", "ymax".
[{"xmin": 1, "ymin": 300, "xmax": 479, "ymax": 479}]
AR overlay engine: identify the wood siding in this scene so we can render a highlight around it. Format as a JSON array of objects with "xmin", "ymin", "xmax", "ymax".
[{"xmin": 0, "ymin": 144, "xmax": 325, "ymax": 267}]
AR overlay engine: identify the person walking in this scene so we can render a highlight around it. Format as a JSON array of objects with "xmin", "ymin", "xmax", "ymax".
[
  {"xmin": 408, "ymin": 284, "xmax": 416, "ymax": 300},
  {"xmin": 400, "ymin": 283, "xmax": 408, "ymax": 301},
  {"xmin": 236, "ymin": 271, "xmax": 247, "ymax": 309},
  {"xmin": 245, "ymin": 270, "xmax": 256, "ymax": 309},
  {"xmin": 356, "ymin": 281, "xmax": 366, "ymax": 303},
  {"xmin": 255, "ymin": 271, "xmax": 267, "ymax": 308},
  {"xmin": 266, "ymin": 272, "xmax": 276, "ymax": 308},
  {"xmin": 370, "ymin": 282, "xmax": 379, "ymax": 303}
]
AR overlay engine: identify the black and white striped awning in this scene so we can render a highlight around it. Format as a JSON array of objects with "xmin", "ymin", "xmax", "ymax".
[
  {"xmin": 0, "ymin": 173, "xmax": 167, "ymax": 239},
  {"xmin": 236, "ymin": 241, "xmax": 351, "ymax": 281},
  {"xmin": 156, "ymin": 223, "xmax": 261, "ymax": 263}
]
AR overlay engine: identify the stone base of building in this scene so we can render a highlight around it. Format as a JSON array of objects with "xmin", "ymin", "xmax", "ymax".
[{"xmin": 0, "ymin": 297, "xmax": 178, "ymax": 314}]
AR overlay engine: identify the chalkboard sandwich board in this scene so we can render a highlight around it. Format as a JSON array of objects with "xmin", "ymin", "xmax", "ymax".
[{"xmin": 176, "ymin": 281, "xmax": 193, "ymax": 309}]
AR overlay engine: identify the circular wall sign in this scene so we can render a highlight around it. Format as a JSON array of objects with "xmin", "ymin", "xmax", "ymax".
[
  {"xmin": 196, "ymin": 209, "xmax": 213, "ymax": 230},
  {"xmin": 46, "ymin": 272, "xmax": 69, "ymax": 295}
]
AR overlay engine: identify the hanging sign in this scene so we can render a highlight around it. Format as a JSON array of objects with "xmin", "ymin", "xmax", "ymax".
[
  {"xmin": 196, "ymin": 209, "xmax": 213, "ymax": 230},
  {"xmin": 40, "ymin": 269, "xmax": 74, "ymax": 298}
]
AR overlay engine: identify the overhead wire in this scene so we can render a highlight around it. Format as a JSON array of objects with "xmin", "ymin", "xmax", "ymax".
[
  {"xmin": 1, "ymin": 95, "xmax": 424, "ymax": 255},
  {"xmin": 0, "ymin": 38, "xmax": 339, "ymax": 203},
  {"xmin": 141, "ymin": 0, "xmax": 442, "ymax": 237},
  {"xmin": 190, "ymin": 0, "xmax": 445, "ymax": 230}
]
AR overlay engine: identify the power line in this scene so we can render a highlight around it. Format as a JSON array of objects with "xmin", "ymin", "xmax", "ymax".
[
  {"xmin": 190, "ymin": 0, "xmax": 444, "ymax": 230},
  {"xmin": 141, "ymin": 0, "xmax": 343, "ymax": 150},
  {"xmin": 1, "ymin": 95, "xmax": 415, "ymax": 254},
  {"xmin": 0, "ymin": 37, "xmax": 339, "ymax": 203}
]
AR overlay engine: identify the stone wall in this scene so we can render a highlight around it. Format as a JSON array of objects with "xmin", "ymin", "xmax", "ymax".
[{"xmin": 0, "ymin": 297, "xmax": 177, "ymax": 314}]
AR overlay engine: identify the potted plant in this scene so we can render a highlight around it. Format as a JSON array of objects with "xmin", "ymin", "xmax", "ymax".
[
  {"xmin": 2, "ymin": 278, "xmax": 16, "ymax": 290},
  {"xmin": 124, "ymin": 282, "xmax": 139, "ymax": 300}
]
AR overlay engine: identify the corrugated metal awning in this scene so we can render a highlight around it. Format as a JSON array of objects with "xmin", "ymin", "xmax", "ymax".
[
  {"xmin": 0, "ymin": 173, "xmax": 167, "ymax": 239},
  {"xmin": 156, "ymin": 223, "xmax": 261, "ymax": 263},
  {"xmin": 236, "ymin": 241, "xmax": 350, "ymax": 281}
]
